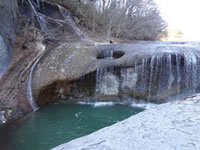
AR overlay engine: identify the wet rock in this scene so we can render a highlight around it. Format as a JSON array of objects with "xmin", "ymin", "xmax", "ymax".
[
  {"xmin": 32, "ymin": 40, "xmax": 98, "ymax": 106},
  {"xmin": 0, "ymin": 109, "xmax": 13, "ymax": 124},
  {"xmin": 0, "ymin": 36, "xmax": 45, "ymax": 126},
  {"xmin": 0, "ymin": 0, "xmax": 88, "ymax": 125},
  {"xmin": 33, "ymin": 41, "xmax": 200, "ymax": 105}
]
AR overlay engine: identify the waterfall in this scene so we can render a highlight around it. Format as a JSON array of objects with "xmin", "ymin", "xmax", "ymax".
[
  {"xmin": 148, "ymin": 55, "xmax": 155, "ymax": 100},
  {"xmin": 190, "ymin": 52, "xmax": 198, "ymax": 92},
  {"xmin": 167, "ymin": 54, "xmax": 173, "ymax": 90},
  {"xmin": 95, "ymin": 50, "xmax": 117, "ymax": 96},
  {"xmin": 176, "ymin": 54, "xmax": 181, "ymax": 96},
  {"xmin": 27, "ymin": 51, "xmax": 45, "ymax": 111},
  {"xmin": 93, "ymin": 46, "xmax": 200, "ymax": 103},
  {"xmin": 141, "ymin": 58, "xmax": 146, "ymax": 91},
  {"xmin": 183, "ymin": 51, "xmax": 198, "ymax": 93},
  {"xmin": 95, "ymin": 68, "xmax": 101, "ymax": 94}
]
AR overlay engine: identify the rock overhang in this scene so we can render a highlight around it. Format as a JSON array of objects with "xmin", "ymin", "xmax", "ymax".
[{"xmin": 32, "ymin": 41, "xmax": 200, "ymax": 106}]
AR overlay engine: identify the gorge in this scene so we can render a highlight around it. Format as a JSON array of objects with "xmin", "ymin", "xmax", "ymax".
[{"xmin": 0, "ymin": 0, "xmax": 200, "ymax": 150}]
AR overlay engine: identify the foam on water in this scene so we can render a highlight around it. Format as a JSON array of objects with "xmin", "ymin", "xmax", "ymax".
[
  {"xmin": 78, "ymin": 101, "xmax": 121, "ymax": 107},
  {"xmin": 78, "ymin": 101, "xmax": 157, "ymax": 109},
  {"xmin": 1, "ymin": 104, "xmax": 143, "ymax": 150},
  {"xmin": 131, "ymin": 103, "xmax": 157, "ymax": 109}
]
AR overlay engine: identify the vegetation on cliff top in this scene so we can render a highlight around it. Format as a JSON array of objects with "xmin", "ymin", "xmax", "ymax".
[
  {"xmin": 44, "ymin": 0, "xmax": 167, "ymax": 41},
  {"xmin": 11, "ymin": 0, "xmax": 167, "ymax": 41}
]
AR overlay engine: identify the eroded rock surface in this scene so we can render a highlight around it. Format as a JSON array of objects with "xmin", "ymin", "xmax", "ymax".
[
  {"xmin": 52, "ymin": 94, "xmax": 200, "ymax": 150},
  {"xmin": 0, "ymin": 36, "xmax": 45, "ymax": 126},
  {"xmin": 0, "ymin": 0, "xmax": 85, "ymax": 126},
  {"xmin": 0, "ymin": 0, "xmax": 17, "ymax": 78},
  {"xmin": 33, "ymin": 42, "xmax": 200, "ymax": 105}
]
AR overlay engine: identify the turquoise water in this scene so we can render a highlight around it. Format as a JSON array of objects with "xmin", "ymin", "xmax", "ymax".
[{"xmin": 1, "ymin": 104, "xmax": 144, "ymax": 150}]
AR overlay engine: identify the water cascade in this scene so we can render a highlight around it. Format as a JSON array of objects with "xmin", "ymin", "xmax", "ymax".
[
  {"xmin": 96, "ymin": 50, "xmax": 116, "ymax": 96},
  {"xmin": 68, "ymin": 45, "xmax": 200, "ymax": 104},
  {"xmin": 104, "ymin": 51, "xmax": 198, "ymax": 102}
]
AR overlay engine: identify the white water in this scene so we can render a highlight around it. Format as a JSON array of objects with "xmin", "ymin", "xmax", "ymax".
[
  {"xmin": 95, "ymin": 50, "xmax": 120, "ymax": 96},
  {"xmin": 148, "ymin": 55, "xmax": 155, "ymax": 100},
  {"xmin": 94, "ymin": 46, "xmax": 200, "ymax": 103},
  {"xmin": 131, "ymin": 103, "xmax": 157, "ymax": 109},
  {"xmin": 23, "ymin": 0, "xmax": 200, "ymax": 105},
  {"xmin": 78, "ymin": 101, "xmax": 156, "ymax": 109},
  {"xmin": 78, "ymin": 101, "xmax": 116, "ymax": 107}
]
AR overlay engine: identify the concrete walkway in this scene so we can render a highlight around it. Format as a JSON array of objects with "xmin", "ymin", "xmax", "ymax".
[{"xmin": 52, "ymin": 94, "xmax": 200, "ymax": 150}]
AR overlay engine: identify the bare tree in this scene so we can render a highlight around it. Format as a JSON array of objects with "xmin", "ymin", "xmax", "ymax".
[{"xmin": 43, "ymin": 0, "xmax": 167, "ymax": 40}]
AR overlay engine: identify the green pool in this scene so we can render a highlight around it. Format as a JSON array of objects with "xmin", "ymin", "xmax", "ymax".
[{"xmin": 1, "ymin": 103, "xmax": 144, "ymax": 150}]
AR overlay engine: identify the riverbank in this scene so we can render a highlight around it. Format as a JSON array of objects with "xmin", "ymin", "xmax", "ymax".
[
  {"xmin": 0, "ymin": 103, "xmax": 144, "ymax": 150},
  {"xmin": 52, "ymin": 94, "xmax": 200, "ymax": 150}
]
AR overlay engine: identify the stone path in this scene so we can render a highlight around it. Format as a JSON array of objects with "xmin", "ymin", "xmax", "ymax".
[{"xmin": 52, "ymin": 94, "xmax": 200, "ymax": 150}]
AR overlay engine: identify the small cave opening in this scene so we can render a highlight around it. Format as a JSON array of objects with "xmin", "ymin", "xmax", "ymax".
[
  {"xmin": 96, "ymin": 50, "xmax": 125, "ymax": 59},
  {"xmin": 35, "ymin": 67, "xmax": 124, "ymax": 107}
]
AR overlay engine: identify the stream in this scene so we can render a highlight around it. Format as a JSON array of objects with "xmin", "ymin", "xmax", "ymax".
[{"xmin": 0, "ymin": 103, "xmax": 144, "ymax": 150}]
